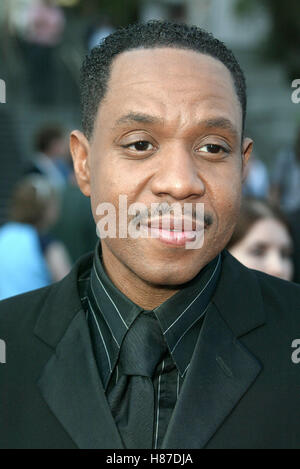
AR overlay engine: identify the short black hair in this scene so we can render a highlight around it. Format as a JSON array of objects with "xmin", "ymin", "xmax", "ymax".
[{"xmin": 80, "ymin": 20, "xmax": 247, "ymax": 139}]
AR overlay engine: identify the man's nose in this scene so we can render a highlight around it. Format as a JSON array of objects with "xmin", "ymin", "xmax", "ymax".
[{"xmin": 150, "ymin": 143, "xmax": 205, "ymax": 200}]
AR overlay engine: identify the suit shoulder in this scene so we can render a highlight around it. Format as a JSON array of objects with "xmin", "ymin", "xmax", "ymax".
[
  {"xmin": 222, "ymin": 251, "xmax": 300, "ymax": 327},
  {"xmin": 0, "ymin": 284, "xmax": 55, "ymax": 336},
  {"xmin": 253, "ymin": 268, "xmax": 300, "ymax": 302},
  {"xmin": 224, "ymin": 250, "xmax": 300, "ymax": 307},
  {"xmin": 0, "ymin": 251, "xmax": 93, "ymax": 333},
  {"xmin": 251, "ymin": 269, "xmax": 300, "ymax": 330}
]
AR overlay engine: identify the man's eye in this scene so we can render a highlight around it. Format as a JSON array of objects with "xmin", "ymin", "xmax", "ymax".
[
  {"xmin": 125, "ymin": 141, "xmax": 154, "ymax": 151},
  {"xmin": 198, "ymin": 144, "xmax": 227, "ymax": 154}
]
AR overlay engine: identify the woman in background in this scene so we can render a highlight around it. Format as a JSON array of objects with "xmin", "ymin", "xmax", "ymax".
[
  {"xmin": 0, "ymin": 175, "xmax": 71, "ymax": 300},
  {"xmin": 227, "ymin": 198, "xmax": 295, "ymax": 282}
]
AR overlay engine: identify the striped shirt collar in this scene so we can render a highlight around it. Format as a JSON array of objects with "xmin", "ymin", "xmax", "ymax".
[{"xmin": 85, "ymin": 242, "xmax": 222, "ymax": 388}]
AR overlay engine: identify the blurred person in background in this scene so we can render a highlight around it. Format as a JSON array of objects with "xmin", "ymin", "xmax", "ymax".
[
  {"xmin": 50, "ymin": 173, "xmax": 98, "ymax": 263},
  {"xmin": 17, "ymin": 0, "xmax": 65, "ymax": 104},
  {"xmin": 25, "ymin": 0, "xmax": 65, "ymax": 47},
  {"xmin": 0, "ymin": 175, "xmax": 71, "ymax": 300},
  {"xmin": 25, "ymin": 124, "xmax": 96, "ymax": 263},
  {"xmin": 270, "ymin": 126, "xmax": 300, "ymax": 213},
  {"xmin": 24, "ymin": 123, "xmax": 72, "ymax": 190},
  {"xmin": 227, "ymin": 198, "xmax": 294, "ymax": 282}
]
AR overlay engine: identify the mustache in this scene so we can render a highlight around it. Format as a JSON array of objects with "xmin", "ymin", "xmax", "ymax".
[{"xmin": 130, "ymin": 202, "xmax": 213, "ymax": 227}]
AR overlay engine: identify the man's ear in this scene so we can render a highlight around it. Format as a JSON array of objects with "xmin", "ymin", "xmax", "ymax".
[
  {"xmin": 70, "ymin": 130, "xmax": 91, "ymax": 196},
  {"xmin": 241, "ymin": 137, "xmax": 253, "ymax": 182}
]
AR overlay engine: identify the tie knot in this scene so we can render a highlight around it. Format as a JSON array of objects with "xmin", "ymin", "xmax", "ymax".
[{"xmin": 118, "ymin": 312, "xmax": 168, "ymax": 378}]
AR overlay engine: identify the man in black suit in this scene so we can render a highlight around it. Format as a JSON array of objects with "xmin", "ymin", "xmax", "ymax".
[{"xmin": 1, "ymin": 21, "xmax": 300, "ymax": 449}]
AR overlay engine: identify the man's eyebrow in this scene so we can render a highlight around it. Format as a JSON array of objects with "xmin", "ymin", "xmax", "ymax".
[
  {"xmin": 202, "ymin": 118, "xmax": 239, "ymax": 138},
  {"xmin": 114, "ymin": 112, "xmax": 164, "ymax": 127},
  {"xmin": 114, "ymin": 114, "xmax": 239, "ymax": 138}
]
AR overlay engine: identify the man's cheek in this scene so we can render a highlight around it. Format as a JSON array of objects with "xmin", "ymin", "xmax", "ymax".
[{"xmin": 215, "ymin": 191, "xmax": 241, "ymax": 227}]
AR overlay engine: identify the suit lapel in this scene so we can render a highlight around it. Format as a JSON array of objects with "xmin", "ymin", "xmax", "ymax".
[
  {"xmin": 162, "ymin": 251, "xmax": 265, "ymax": 449},
  {"xmin": 37, "ymin": 309, "xmax": 124, "ymax": 449},
  {"xmin": 162, "ymin": 303, "xmax": 262, "ymax": 448},
  {"xmin": 34, "ymin": 254, "xmax": 124, "ymax": 449}
]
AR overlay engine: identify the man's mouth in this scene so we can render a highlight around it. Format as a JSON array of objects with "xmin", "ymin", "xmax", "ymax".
[
  {"xmin": 138, "ymin": 217, "xmax": 206, "ymax": 247},
  {"xmin": 144, "ymin": 217, "xmax": 204, "ymax": 231}
]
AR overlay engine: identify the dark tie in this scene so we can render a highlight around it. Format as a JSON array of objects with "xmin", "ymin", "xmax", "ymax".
[{"xmin": 107, "ymin": 311, "xmax": 168, "ymax": 449}]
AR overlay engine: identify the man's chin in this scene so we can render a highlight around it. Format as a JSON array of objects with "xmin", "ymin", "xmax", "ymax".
[
  {"xmin": 140, "ymin": 262, "xmax": 205, "ymax": 288},
  {"xmin": 101, "ymin": 239, "xmax": 214, "ymax": 287}
]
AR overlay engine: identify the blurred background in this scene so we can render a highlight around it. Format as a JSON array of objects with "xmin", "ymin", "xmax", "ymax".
[{"xmin": 0, "ymin": 0, "xmax": 299, "ymax": 299}]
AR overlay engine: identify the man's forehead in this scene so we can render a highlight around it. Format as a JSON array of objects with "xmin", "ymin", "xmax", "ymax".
[
  {"xmin": 96, "ymin": 47, "xmax": 242, "ymax": 136},
  {"xmin": 103, "ymin": 47, "xmax": 241, "ymax": 117},
  {"xmin": 108, "ymin": 47, "xmax": 233, "ymax": 86}
]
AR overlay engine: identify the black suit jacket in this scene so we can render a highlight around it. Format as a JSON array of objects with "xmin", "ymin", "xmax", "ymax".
[{"xmin": 1, "ymin": 250, "xmax": 300, "ymax": 449}]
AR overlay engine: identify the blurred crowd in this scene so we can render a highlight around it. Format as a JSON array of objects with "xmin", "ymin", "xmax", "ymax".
[
  {"xmin": 229, "ymin": 126, "xmax": 300, "ymax": 285},
  {"xmin": 0, "ymin": 123, "xmax": 97, "ymax": 300},
  {"xmin": 0, "ymin": 0, "xmax": 299, "ymax": 300}
]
